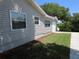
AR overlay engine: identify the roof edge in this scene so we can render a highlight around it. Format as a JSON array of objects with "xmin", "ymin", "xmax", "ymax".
[{"xmin": 27, "ymin": 0, "xmax": 58, "ymax": 20}]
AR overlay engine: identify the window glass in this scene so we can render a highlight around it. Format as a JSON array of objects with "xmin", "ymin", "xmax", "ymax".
[
  {"xmin": 11, "ymin": 11, "xmax": 26, "ymax": 29},
  {"xmin": 45, "ymin": 20, "xmax": 50, "ymax": 27},
  {"xmin": 34, "ymin": 17, "xmax": 39, "ymax": 24}
]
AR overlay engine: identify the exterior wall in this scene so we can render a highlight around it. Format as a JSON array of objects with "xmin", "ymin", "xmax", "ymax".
[
  {"xmin": 27, "ymin": 1, "xmax": 53, "ymax": 36},
  {"xmin": 35, "ymin": 17, "xmax": 52, "ymax": 36},
  {"xmin": 51, "ymin": 20, "xmax": 57, "ymax": 32},
  {"xmin": 0, "ymin": 0, "xmax": 36, "ymax": 52},
  {"xmin": 0, "ymin": 0, "xmax": 56, "ymax": 52}
]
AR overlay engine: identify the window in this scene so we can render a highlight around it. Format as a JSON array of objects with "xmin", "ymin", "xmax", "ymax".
[
  {"xmin": 34, "ymin": 16, "xmax": 39, "ymax": 24},
  {"xmin": 10, "ymin": 10, "xmax": 26, "ymax": 29},
  {"xmin": 45, "ymin": 20, "xmax": 50, "ymax": 27}
]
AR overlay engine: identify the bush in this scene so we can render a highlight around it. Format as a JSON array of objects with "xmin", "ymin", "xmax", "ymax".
[{"xmin": 58, "ymin": 21, "xmax": 72, "ymax": 32}]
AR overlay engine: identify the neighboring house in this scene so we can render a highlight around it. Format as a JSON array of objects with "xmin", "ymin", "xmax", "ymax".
[{"xmin": 0, "ymin": 0, "xmax": 58, "ymax": 53}]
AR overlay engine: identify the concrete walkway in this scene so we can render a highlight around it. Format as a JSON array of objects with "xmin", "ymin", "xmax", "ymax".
[{"xmin": 70, "ymin": 33, "xmax": 79, "ymax": 59}]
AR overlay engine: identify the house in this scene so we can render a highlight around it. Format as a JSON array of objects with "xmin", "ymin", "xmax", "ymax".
[
  {"xmin": 0, "ymin": 0, "xmax": 58, "ymax": 53},
  {"xmin": 29, "ymin": 0, "xmax": 58, "ymax": 39}
]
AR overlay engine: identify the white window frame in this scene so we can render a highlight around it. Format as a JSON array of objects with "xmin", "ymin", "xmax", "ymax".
[
  {"xmin": 33, "ymin": 16, "xmax": 40, "ymax": 25},
  {"xmin": 44, "ymin": 20, "xmax": 51, "ymax": 27},
  {"xmin": 10, "ymin": 10, "xmax": 27, "ymax": 31}
]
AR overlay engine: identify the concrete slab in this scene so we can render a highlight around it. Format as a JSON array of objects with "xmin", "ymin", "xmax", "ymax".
[{"xmin": 70, "ymin": 33, "xmax": 79, "ymax": 59}]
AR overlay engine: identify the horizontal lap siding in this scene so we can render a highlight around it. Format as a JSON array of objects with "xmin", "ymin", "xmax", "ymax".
[
  {"xmin": 0, "ymin": 10, "xmax": 10, "ymax": 52},
  {"xmin": 0, "ymin": 0, "xmax": 52, "ymax": 52},
  {"xmin": 0, "ymin": 0, "xmax": 35, "ymax": 52},
  {"xmin": 35, "ymin": 17, "xmax": 52, "ymax": 36}
]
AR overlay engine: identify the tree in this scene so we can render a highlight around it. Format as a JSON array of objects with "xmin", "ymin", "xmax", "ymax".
[
  {"xmin": 41, "ymin": 3, "xmax": 72, "ymax": 32},
  {"xmin": 41, "ymin": 3, "xmax": 70, "ymax": 22},
  {"xmin": 58, "ymin": 22, "xmax": 72, "ymax": 31},
  {"xmin": 71, "ymin": 13, "xmax": 79, "ymax": 32}
]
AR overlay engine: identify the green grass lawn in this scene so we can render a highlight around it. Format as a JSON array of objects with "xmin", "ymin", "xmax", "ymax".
[
  {"xmin": 39, "ymin": 33, "xmax": 71, "ymax": 59},
  {"xmin": 41, "ymin": 33, "xmax": 70, "ymax": 48},
  {"xmin": 4, "ymin": 33, "xmax": 71, "ymax": 59}
]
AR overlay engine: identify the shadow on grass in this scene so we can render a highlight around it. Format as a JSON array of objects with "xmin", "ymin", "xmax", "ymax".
[{"xmin": 0, "ymin": 40, "xmax": 70, "ymax": 59}]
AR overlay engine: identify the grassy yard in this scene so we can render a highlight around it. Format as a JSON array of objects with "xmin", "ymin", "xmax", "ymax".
[
  {"xmin": 2, "ymin": 33, "xmax": 71, "ymax": 59},
  {"xmin": 41, "ymin": 33, "xmax": 70, "ymax": 47},
  {"xmin": 39, "ymin": 33, "xmax": 71, "ymax": 59}
]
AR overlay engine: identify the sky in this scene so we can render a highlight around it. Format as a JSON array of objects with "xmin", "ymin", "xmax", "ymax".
[{"xmin": 35, "ymin": 0, "xmax": 79, "ymax": 14}]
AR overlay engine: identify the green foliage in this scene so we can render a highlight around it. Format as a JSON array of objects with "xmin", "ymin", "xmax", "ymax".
[
  {"xmin": 58, "ymin": 21, "xmax": 72, "ymax": 32},
  {"xmin": 71, "ymin": 13, "xmax": 79, "ymax": 32},
  {"xmin": 41, "ymin": 3, "xmax": 70, "ymax": 21},
  {"xmin": 41, "ymin": 3, "xmax": 72, "ymax": 32},
  {"xmin": 41, "ymin": 3, "xmax": 79, "ymax": 32},
  {"xmin": 58, "ymin": 23, "xmax": 65, "ymax": 31}
]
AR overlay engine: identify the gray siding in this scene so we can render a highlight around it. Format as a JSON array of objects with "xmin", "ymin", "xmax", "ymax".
[
  {"xmin": 0, "ymin": 0, "xmax": 35, "ymax": 52},
  {"xmin": 35, "ymin": 17, "xmax": 52, "ymax": 36},
  {"xmin": 0, "ymin": 0, "xmax": 52, "ymax": 52}
]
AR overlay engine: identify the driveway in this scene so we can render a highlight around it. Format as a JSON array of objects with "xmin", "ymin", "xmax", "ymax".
[{"xmin": 70, "ymin": 33, "xmax": 79, "ymax": 59}]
